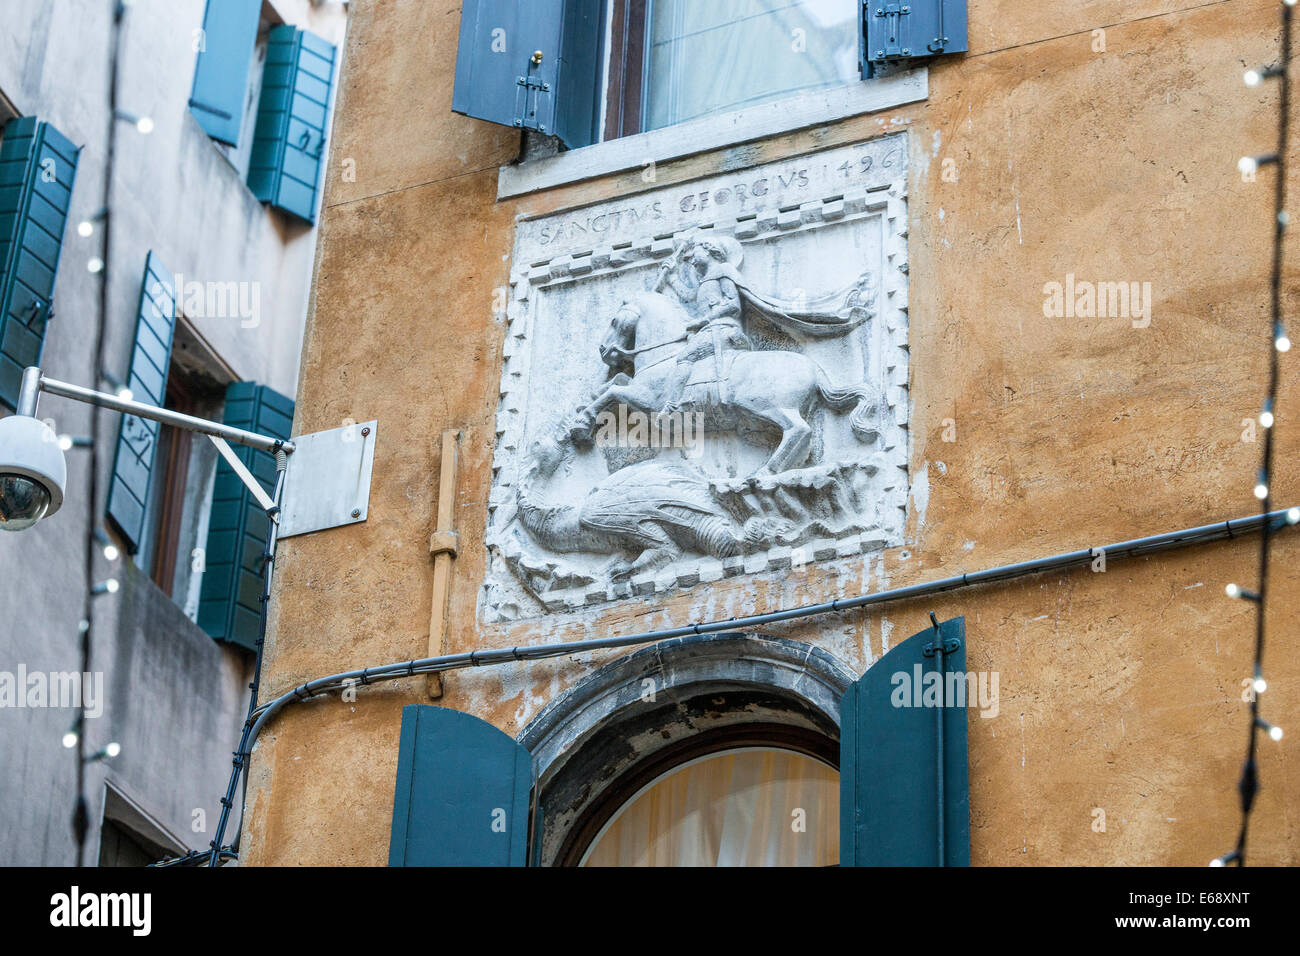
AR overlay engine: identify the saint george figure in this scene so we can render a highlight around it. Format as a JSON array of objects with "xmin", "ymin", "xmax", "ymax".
[
  {"xmin": 654, "ymin": 232, "xmax": 874, "ymax": 415},
  {"xmin": 658, "ymin": 235, "xmax": 753, "ymax": 413}
]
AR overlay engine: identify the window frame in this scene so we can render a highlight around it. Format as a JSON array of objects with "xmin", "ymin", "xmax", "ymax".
[
  {"xmin": 500, "ymin": 0, "xmax": 926, "ymax": 202},
  {"xmin": 498, "ymin": 62, "xmax": 925, "ymax": 198},
  {"xmin": 605, "ymin": 0, "xmax": 867, "ymax": 141},
  {"xmin": 556, "ymin": 722, "xmax": 838, "ymax": 866}
]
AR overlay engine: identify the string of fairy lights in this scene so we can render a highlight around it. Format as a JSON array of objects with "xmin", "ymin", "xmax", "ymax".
[
  {"xmin": 25, "ymin": 1, "xmax": 1292, "ymax": 869},
  {"xmin": 59, "ymin": 0, "xmax": 152, "ymax": 866},
  {"xmin": 1217, "ymin": 0, "xmax": 1295, "ymax": 868}
]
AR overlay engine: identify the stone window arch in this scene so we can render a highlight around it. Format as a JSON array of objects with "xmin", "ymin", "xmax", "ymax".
[{"xmin": 518, "ymin": 631, "xmax": 856, "ymax": 865}]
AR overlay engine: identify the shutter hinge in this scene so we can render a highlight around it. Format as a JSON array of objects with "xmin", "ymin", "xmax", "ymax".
[
  {"xmin": 923, "ymin": 637, "xmax": 960, "ymax": 657},
  {"xmin": 871, "ymin": 2, "xmax": 908, "ymax": 60},
  {"xmin": 923, "ymin": 611, "xmax": 960, "ymax": 656},
  {"xmin": 514, "ymin": 52, "xmax": 552, "ymax": 134},
  {"xmin": 869, "ymin": 1, "xmax": 951, "ymax": 61}
]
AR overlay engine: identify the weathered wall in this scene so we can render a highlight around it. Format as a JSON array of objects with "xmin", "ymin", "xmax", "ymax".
[
  {"xmin": 244, "ymin": 0, "xmax": 1300, "ymax": 865},
  {"xmin": 0, "ymin": 0, "xmax": 344, "ymax": 865}
]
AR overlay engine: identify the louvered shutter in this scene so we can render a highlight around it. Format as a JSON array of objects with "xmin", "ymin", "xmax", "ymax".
[
  {"xmin": 247, "ymin": 26, "xmax": 337, "ymax": 224},
  {"xmin": 389, "ymin": 705, "xmax": 532, "ymax": 867},
  {"xmin": 452, "ymin": 0, "xmax": 604, "ymax": 149},
  {"xmin": 104, "ymin": 252, "xmax": 177, "ymax": 553},
  {"xmin": 0, "ymin": 116, "xmax": 79, "ymax": 409},
  {"xmin": 840, "ymin": 615, "xmax": 971, "ymax": 865},
  {"xmin": 189, "ymin": 0, "xmax": 262, "ymax": 146},
  {"xmin": 860, "ymin": 0, "xmax": 969, "ymax": 75},
  {"xmin": 197, "ymin": 382, "xmax": 293, "ymax": 651}
]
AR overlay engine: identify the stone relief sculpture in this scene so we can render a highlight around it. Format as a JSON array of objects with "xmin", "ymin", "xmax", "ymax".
[
  {"xmin": 567, "ymin": 234, "xmax": 878, "ymax": 475},
  {"xmin": 499, "ymin": 230, "xmax": 889, "ymax": 599},
  {"xmin": 483, "ymin": 136, "xmax": 911, "ymax": 617}
]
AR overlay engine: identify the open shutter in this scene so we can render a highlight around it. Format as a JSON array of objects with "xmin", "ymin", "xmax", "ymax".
[
  {"xmin": 860, "ymin": 0, "xmax": 968, "ymax": 76},
  {"xmin": 0, "ymin": 116, "xmax": 79, "ymax": 409},
  {"xmin": 247, "ymin": 26, "xmax": 337, "ymax": 224},
  {"xmin": 104, "ymin": 252, "xmax": 177, "ymax": 553},
  {"xmin": 189, "ymin": 0, "xmax": 262, "ymax": 146},
  {"xmin": 197, "ymin": 382, "xmax": 293, "ymax": 651},
  {"xmin": 840, "ymin": 615, "xmax": 970, "ymax": 866},
  {"xmin": 389, "ymin": 705, "xmax": 532, "ymax": 867},
  {"xmin": 452, "ymin": 0, "xmax": 603, "ymax": 149}
]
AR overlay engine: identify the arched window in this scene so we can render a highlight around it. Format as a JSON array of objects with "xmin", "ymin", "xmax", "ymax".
[
  {"xmin": 388, "ymin": 623, "xmax": 970, "ymax": 867},
  {"xmin": 581, "ymin": 747, "xmax": 838, "ymax": 867}
]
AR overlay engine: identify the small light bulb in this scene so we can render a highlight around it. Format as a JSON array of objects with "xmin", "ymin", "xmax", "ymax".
[
  {"xmin": 1239, "ymin": 156, "xmax": 1259, "ymax": 176},
  {"xmin": 105, "ymin": 742, "xmax": 121, "ymax": 758},
  {"xmin": 1282, "ymin": 211, "xmax": 1292, "ymax": 227},
  {"xmin": 116, "ymin": 387, "xmax": 133, "ymax": 403},
  {"xmin": 136, "ymin": 116, "xmax": 154, "ymax": 135},
  {"xmin": 1210, "ymin": 857, "xmax": 1225, "ymax": 867},
  {"xmin": 103, "ymin": 543, "xmax": 119, "ymax": 561},
  {"xmin": 105, "ymin": 578, "xmax": 119, "ymax": 594},
  {"xmin": 1226, "ymin": 583, "xmax": 1241, "ymax": 598},
  {"xmin": 1277, "ymin": 334, "xmax": 1292, "ymax": 353},
  {"xmin": 1254, "ymin": 677, "xmax": 1267, "ymax": 694},
  {"xmin": 1288, "ymin": 507, "xmax": 1300, "ymax": 524},
  {"xmin": 1255, "ymin": 482, "xmax": 1269, "ymax": 500},
  {"xmin": 77, "ymin": 220, "xmax": 94, "ymax": 238},
  {"xmin": 1245, "ymin": 69, "xmax": 1262, "ymax": 87},
  {"xmin": 1270, "ymin": 725, "xmax": 1283, "ymax": 742},
  {"xmin": 1260, "ymin": 410, "xmax": 1274, "ymax": 428},
  {"xmin": 57, "ymin": 434, "xmax": 74, "ymax": 451},
  {"xmin": 87, "ymin": 257, "xmax": 104, "ymax": 273},
  {"xmin": 62, "ymin": 731, "xmax": 78, "ymax": 749}
]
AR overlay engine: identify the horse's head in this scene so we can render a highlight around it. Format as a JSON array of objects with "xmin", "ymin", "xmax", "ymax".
[{"xmin": 598, "ymin": 302, "xmax": 639, "ymax": 371}]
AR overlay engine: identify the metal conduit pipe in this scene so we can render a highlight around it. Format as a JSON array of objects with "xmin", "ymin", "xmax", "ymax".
[{"xmin": 243, "ymin": 507, "xmax": 1298, "ymax": 751}]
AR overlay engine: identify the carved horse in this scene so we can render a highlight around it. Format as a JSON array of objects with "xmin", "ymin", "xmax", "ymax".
[{"xmin": 568, "ymin": 291, "xmax": 877, "ymax": 475}]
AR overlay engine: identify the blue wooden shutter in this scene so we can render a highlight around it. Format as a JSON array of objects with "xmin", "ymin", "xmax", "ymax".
[
  {"xmin": 452, "ymin": 0, "xmax": 603, "ymax": 149},
  {"xmin": 189, "ymin": 0, "xmax": 262, "ymax": 146},
  {"xmin": 247, "ymin": 26, "xmax": 336, "ymax": 224},
  {"xmin": 104, "ymin": 253, "xmax": 177, "ymax": 553},
  {"xmin": 840, "ymin": 615, "xmax": 970, "ymax": 866},
  {"xmin": 0, "ymin": 116, "xmax": 79, "ymax": 410},
  {"xmin": 197, "ymin": 382, "xmax": 293, "ymax": 651},
  {"xmin": 389, "ymin": 705, "xmax": 532, "ymax": 867},
  {"xmin": 861, "ymin": 0, "xmax": 969, "ymax": 75}
]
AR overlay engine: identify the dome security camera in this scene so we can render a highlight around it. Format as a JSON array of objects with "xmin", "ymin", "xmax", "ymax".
[{"xmin": 0, "ymin": 414, "xmax": 66, "ymax": 531}]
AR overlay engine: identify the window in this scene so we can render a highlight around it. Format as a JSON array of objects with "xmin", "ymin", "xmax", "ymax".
[
  {"xmin": 0, "ymin": 116, "xmax": 79, "ymax": 409},
  {"xmin": 97, "ymin": 785, "xmax": 187, "ymax": 867},
  {"xmin": 453, "ymin": 0, "xmax": 966, "ymax": 153},
  {"xmin": 189, "ymin": 0, "xmax": 264, "ymax": 147},
  {"xmin": 189, "ymin": 2, "xmax": 338, "ymax": 223},
  {"xmin": 580, "ymin": 747, "xmax": 839, "ymax": 866},
  {"xmin": 607, "ymin": 0, "xmax": 861, "ymax": 139},
  {"xmin": 138, "ymin": 348, "xmax": 227, "ymax": 609}
]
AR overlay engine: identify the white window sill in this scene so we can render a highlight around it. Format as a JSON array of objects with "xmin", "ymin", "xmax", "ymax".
[{"xmin": 497, "ymin": 67, "xmax": 927, "ymax": 201}]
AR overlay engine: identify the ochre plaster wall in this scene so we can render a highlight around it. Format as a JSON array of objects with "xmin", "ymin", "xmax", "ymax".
[{"xmin": 242, "ymin": 0, "xmax": 1300, "ymax": 865}]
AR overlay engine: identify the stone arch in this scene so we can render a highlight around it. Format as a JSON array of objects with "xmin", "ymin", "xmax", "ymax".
[{"xmin": 518, "ymin": 631, "xmax": 857, "ymax": 865}]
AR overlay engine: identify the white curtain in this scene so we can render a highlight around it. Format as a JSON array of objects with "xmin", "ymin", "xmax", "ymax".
[
  {"xmin": 645, "ymin": 0, "xmax": 860, "ymax": 131},
  {"xmin": 582, "ymin": 748, "xmax": 839, "ymax": 866}
]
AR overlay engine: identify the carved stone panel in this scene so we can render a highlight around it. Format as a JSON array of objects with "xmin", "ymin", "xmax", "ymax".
[{"xmin": 481, "ymin": 134, "xmax": 910, "ymax": 622}]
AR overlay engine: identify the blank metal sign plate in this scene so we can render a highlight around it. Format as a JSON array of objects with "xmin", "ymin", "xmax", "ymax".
[{"xmin": 278, "ymin": 420, "xmax": 377, "ymax": 538}]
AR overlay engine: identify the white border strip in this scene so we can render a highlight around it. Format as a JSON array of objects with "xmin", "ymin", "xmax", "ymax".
[{"xmin": 497, "ymin": 69, "xmax": 927, "ymax": 200}]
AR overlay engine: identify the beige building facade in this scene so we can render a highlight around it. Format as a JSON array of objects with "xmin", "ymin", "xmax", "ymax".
[{"xmin": 241, "ymin": 0, "xmax": 1299, "ymax": 866}]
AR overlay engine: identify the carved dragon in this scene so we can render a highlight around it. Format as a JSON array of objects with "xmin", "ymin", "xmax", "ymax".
[{"xmin": 515, "ymin": 433, "xmax": 791, "ymax": 581}]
